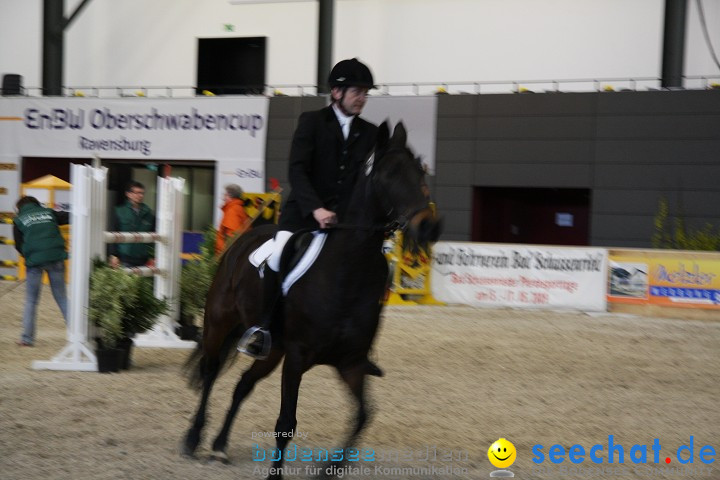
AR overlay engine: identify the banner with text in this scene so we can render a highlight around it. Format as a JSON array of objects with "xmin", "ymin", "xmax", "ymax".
[
  {"xmin": 431, "ymin": 242, "xmax": 608, "ymax": 311},
  {"xmin": 608, "ymin": 249, "xmax": 720, "ymax": 310},
  {"xmin": 0, "ymin": 96, "xmax": 269, "ymax": 224}
]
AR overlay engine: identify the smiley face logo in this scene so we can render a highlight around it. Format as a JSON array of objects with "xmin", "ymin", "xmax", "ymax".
[{"xmin": 488, "ymin": 438, "xmax": 516, "ymax": 469}]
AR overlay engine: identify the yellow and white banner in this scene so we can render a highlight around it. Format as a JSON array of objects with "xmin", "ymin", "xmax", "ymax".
[{"xmin": 431, "ymin": 242, "xmax": 608, "ymax": 311}]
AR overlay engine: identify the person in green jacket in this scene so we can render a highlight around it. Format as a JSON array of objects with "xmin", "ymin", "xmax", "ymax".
[
  {"xmin": 108, "ymin": 181, "xmax": 156, "ymax": 268},
  {"xmin": 13, "ymin": 196, "xmax": 69, "ymax": 346}
]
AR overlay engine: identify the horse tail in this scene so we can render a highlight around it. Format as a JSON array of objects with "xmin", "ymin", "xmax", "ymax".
[{"xmin": 184, "ymin": 324, "xmax": 245, "ymax": 391}]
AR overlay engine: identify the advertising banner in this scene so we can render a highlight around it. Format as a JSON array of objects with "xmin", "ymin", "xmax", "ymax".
[
  {"xmin": 608, "ymin": 250, "xmax": 720, "ymax": 310},
  {"xmin": 0, "ymin": 96, "xmax": 269, "ymax": 224},
  {"xmin": 431, "ymin": 242, "xmax": 608, "ymax": 311}
]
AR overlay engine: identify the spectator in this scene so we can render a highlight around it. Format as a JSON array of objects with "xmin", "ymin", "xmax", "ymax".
[
  {"xmin": 109, "ymin": 181, "xmax": 155, "ymax": 268},
  {"xmin": 13, "ymin": 196, "xmax": 69, "ymax": 346},
  {"xmin": 215, "ymin": 183, "xmax": 250, "ymax": 255}
]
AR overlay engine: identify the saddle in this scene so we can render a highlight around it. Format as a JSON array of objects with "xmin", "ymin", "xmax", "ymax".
[
  {"xmin": 249, "ymin": 230, "xmax": 329, "ymax": 296},
  {"xmin": 278, "ymin": 230, "xmax": 316, "ymax": 280}
]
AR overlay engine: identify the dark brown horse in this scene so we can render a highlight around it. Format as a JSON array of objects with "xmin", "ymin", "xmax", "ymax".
[{"xmin": 183, "ymin": 122, "xmax": 441, "ymax": 479}]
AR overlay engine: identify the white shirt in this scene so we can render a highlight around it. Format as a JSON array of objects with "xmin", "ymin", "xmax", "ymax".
[{"xmin": 332, "ymin": 103, "xmax": 354, "ymax": 140}]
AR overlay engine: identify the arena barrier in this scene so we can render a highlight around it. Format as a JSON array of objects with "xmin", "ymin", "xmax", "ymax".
[{"xmin": 33, "ymin": 164, "xmax": 190, "ymax": 372}]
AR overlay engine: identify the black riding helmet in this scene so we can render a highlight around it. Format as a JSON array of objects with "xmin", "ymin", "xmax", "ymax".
[{"xmin": 327, "ymin": 58, "xmax": 375, "ymax": 89}]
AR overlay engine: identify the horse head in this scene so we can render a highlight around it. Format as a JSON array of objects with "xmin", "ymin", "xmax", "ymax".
[{"xmin": 371, "ymin": 121, "xmax": 442, "ymax": 252}]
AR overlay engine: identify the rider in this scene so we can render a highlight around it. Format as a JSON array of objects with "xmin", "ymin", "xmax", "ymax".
[{"xmin": 238, "ymin": 58, "xmax": 378, "ymax": 358}]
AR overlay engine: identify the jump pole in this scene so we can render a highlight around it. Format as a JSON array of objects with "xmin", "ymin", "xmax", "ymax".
[
  {"xmin": 132, "ymin": 174, "xmax": 192, "ymax": 348},
  {"xmin": 33, "ymin": 164, "xmax": 101, "ymax": 371}
]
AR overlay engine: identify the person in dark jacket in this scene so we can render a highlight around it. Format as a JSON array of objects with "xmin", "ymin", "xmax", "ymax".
[
  {"xmin": 109, "ymin": 181, "xmax": 156, "ymax": 268},
  {"xmin": 13, "ymin": 196, "xmax": 69, "ymax": 346},
  {"xmin": 239, "ymin": 58, "xmax": 378, "ymax": 358}
]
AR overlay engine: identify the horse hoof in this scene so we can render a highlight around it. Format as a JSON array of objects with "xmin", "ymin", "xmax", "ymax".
[
  {"xmin": 180, "ymin": 449, "xmax": 196, "ymax": 460},
  {"xmin": 180, "ymin": 441, "xmax": 198, "ymax": 459},
  {"xmin": 209, "ymin": 450, "xmax": 231, "ymax": 464}
]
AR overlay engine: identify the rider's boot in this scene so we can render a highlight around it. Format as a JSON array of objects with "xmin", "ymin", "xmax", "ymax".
[{"xmin": 238, "ymin": 267, "xmax": 279, "ymax": 359}]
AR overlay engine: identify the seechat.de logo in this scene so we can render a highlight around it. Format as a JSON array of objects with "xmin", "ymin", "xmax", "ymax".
[{"xmin": 532, "ymin": 435, "xmax": 715, "ymax": 465}]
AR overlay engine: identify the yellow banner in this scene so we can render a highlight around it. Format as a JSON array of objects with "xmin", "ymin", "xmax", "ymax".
[{"xmin": 608, "ymin": 250, "xmax": 720, "ymax": 309}]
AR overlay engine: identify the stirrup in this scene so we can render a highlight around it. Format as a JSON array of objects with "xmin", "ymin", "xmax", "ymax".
[{"xmin": 238, "ymin": 326, "xmax": 272, "ymax": 360}]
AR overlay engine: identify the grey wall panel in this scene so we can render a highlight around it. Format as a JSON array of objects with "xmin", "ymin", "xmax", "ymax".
[
  {"xmin": 440, "ymin": 232, "xmax": 472, "ymax": 242},
  {"xmin": 265, "ymin": 138, "xmax": 291, "ymax": 161},
  {"xmin": 434, "ymin": 162, "xmax": 474, "ymax": 186},
  {"xmin": 591, "ymin": 214, "xmax": 655, "ymax": 243},
  {"xmin": 596, "ymin": 115, "xmax": 720, "ymax": 139},
  {"xmin": 265, "ymin": 160, "xmax": 288, "ymax": 184},
  {"xmin": 592, "ymin": 189, "xmax": 666, "ymax": 214},
  {"xmin": 268, "ymin": 96, "xmax": 301, "ymax": 117},
  {"xmin": 433, "ymin": 186, "xmax": 472, "ymax": 210},
  {"xmin": 474, "ymin": 163, "xmax": 592, "ymax": 187},
  {"xmin": 476, "ymin": 140, "xmax": 594, "ymax": 164},
  {"xmin": 595, "ymin": 164, "xmax": 720, "ymax": 190},
  {"xmin": 477, "ymin": 116, "xmax": 596, "ymax": 139},
  {"xmin": 592, "ymin": 188, "xmax": 720, "ymax": 218},
  {"xmin": 477, "ymin": 92, "xmax": 598, "ymax": 115},
  {"xmin": 266, "ymin": 90, "xmax": 719, "ymax": 247},
  {"xmin": 670, "ymin": 191, "xmax": 720, "ymax": 217},
  {"xmin": 436, "ymin": 117, "xmax": 476, "ymax": 139},
  {"xmin": 266, "ymin": 118, "xmax": 298, "ymax": 139},
  {"xmin": 440, "ymin": 209, "xmax": 472, "ymax": 239},
  {"xmin": 595, "ymin": 140, "xmax": 720, "ymax": 164},
  {"xmin": 597, "ymin": 91, "xmax": 720, "ymax": 115},
  {"xmin": 301, "ymin": 96, "xmax": 327, "ymax": 112},
  {"xmin": 437, "ymin": 95, "xmax": 477, "ymax": 116},
  {"xmin": 436, "ymin": 140, "xmax": 474, "ymax": 162},
  {"xmin": 591, "ymin": 237, "xmax": 651, "ymax": 248}
]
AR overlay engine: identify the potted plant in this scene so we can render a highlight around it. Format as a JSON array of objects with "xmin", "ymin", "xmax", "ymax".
[
  {"xmin": 178, "ymin": 228, "xmax": 218, "ymax": 341},
  {"xmin": 89, "ymin": 260, "xmax": 168, "ymax": 371}
]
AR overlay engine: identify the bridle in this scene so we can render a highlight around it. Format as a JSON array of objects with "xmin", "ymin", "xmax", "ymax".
[{"xmin": 332, "ymin": 148, "xmax": 432, "ymax": 233}]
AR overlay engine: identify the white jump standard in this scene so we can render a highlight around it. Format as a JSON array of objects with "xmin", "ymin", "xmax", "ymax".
[{"xmin": 33, "ymin": 164, "xmax": 190, "ymax": 372}]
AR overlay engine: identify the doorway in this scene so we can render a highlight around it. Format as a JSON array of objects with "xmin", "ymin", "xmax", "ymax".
[
  {"xmin": 102, "ymin": 160, "xmax": 215, "ymax": 232},
  {"xmin": 472, "ymin": 187, "xmax": 591, "ymax": 246}
]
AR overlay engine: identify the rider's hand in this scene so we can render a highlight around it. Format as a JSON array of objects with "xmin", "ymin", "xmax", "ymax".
[
  {"xmin": 109, "ymin": 255, "xmax": 120, "ymax": 269},
  {"xmin": 313, "ymin": 208, "xmax": 337, "ymax": 229}
]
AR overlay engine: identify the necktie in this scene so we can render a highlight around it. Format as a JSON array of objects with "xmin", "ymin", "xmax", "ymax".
[{"xmin": 342, "ymin": 120, "xmax": 350, "ymax": 140}]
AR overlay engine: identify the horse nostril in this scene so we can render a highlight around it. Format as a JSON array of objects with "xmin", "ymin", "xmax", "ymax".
[
  {"xmin": 418, "ymin": 218, "xmax": 441, "ymax": 245},
  {"xmin": 425, "ymin": 218, "xmax": 442, "ymax": 243}
]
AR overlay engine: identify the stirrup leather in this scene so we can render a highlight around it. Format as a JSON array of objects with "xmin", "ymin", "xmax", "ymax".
[{"xmin": 238, "ymin": 326, "xmax": 272, "ymax": 359}]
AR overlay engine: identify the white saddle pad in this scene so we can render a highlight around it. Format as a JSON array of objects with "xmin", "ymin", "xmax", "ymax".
[{"xmin": 248, "ymin": 231, "xmax": 328, "ymax": 296}]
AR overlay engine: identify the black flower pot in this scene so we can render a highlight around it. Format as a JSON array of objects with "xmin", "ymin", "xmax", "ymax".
[
  {"xmin": 116, "ymin": 337, "xmax": 134, "ymax": 370},
  {"xmin": 176, "ymin": 325, "xmax": 201, "ymax": 341},
  {"xmin": 96, "ymin": 347, "xmax": 122, "ymax": 373}
]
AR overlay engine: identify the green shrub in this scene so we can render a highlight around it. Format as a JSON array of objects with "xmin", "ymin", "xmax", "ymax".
[
  {"xmin": 89, "ymin": 261, "xmax": 168, "ymax": 347},
  {"xmin": 652, "ymin": 197, "xmax": 720, "ymax": 251},
  {"xmin": 179, "ymin": 228, "xmax": 218, "ymax": 321}
]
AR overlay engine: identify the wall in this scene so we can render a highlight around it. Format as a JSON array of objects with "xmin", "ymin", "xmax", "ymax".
[
  {"xmin": 1, "ymin": 0, "xmax": 719, "ymax": 90},
  {"xmin": 434, "ymin": 89, "xmax": 720, "ymax": 247}
]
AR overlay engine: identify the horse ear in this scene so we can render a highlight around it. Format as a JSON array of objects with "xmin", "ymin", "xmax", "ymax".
[
  {"xmin": 376, "ymin": 121, "xmax": 390, "ymax": 151},
  {"xmin": 391, "ymin": 122, "xmax": 407, "ymax": 148}
]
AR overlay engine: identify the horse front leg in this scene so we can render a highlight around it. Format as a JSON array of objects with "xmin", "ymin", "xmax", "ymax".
[
  {"xmin": 267, "ymin": 353, "xmax": 305, "ymax": 480},
  {"xmin": 339, "ymin": 365, "xmax": 369, "ymax": 444},
  {"xmin": 183, "ymin": 356, "xmax": 221, "ymax": 457},
  {"xmin": 318, "ymin": 365, "xmax": 369, "ymax": 480},
  {"xmin": 210, "ymin": 349, "xmax": 284, "ymax": 462}
]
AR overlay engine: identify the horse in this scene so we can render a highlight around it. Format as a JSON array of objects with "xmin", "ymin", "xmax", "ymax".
[{"xmin": 182, "ymin": 121, "xmax": 441, "ymax": 479}]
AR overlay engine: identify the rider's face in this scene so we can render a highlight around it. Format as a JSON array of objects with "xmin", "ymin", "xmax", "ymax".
[{"xmin": 333, "ymin": 86, "xmax": 369, "ymax": 115}]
